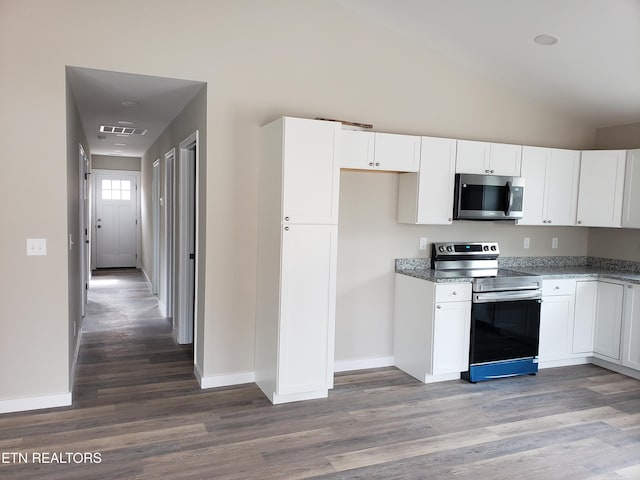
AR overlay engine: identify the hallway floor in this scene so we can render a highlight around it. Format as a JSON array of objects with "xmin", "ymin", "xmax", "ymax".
[{"xmin": 1, "ymin": 270, "xmax": 640, "ymax": 479}]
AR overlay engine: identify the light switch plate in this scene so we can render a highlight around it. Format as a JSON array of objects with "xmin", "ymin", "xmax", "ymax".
[{"xmin": 27, "ymin": 238, "xmax": 47, "ymax": 256}]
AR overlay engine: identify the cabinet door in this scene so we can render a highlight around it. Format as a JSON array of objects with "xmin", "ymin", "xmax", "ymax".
[
  {"xmin": 489, "ymin": 142, "xmax": 522, "ymax": 176},
  {"xmin": 593, "ymin": 281, "xmax": 624, "ymax": 360},
  {"xmin": 374, "ymin": 133, "xmax": 421, "ymax": 172},
  {"xmin": 278, "ymin": 224, "xmax": 337, "ymax": 395},
  {"xmin": 622, "ymin": 149, "xmax": 640, "ymax": 228},
  {"xmin": 431, "ymin": 301, "xmax": 471, "ymax": 375},
  {"xmin": 622, "ymin": 284, "xmax": 640, "ymax": 370},
  {"xmin": 455, "ymin": 140, "xmax": 489, "ymax": 174},
  {"xmin": 576, "ymin": 150, "xmax": 626, "ymax": 227},
  {"xmin": 574, "ymin": 281, "xmax": 597, "ymax": 353},
  {"xmin": 539, "ymin": 295, "xmax": 574, "ymax": 362},
  {"xmin": 337, "ymin": 129, "xmax": 375, "ymax": 170},
  {"xmin": 282, "ymin": 117, "xmax": 340, "ymax": 224},
  {"xmin": 545, "ymin": 149, "xmax": 581, "ymax": 225},
  {"xmin": 398, "ymin": 136, "xmax": 456, "ymax": 225},
  {"xmin": 517, "ymin": 146, "xmax": 548, "ymax": 225}
]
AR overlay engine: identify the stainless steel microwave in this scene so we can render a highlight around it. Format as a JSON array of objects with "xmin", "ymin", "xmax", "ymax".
[{"xmin": 453, "ymin": 173, "xmax": 524, "ymax": 220}]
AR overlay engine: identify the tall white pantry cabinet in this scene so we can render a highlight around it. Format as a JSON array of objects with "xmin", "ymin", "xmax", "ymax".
[{"xmin": 255, "ymin": 117, "xmax": 340, "ymax": 404}]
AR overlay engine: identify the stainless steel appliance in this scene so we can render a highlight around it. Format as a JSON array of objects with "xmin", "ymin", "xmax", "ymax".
[
  {"xmin": 453, "ymin": 174, "xmax": 525, "ymax": 220},
  {"xmin": 431, "ymin": 242, "xmax": 542, "ymax": 382}
]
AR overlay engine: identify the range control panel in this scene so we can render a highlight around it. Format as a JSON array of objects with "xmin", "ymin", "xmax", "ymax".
[{"xmin": 432, "ymin": 242, "xmax": 499, "ymax": 258}]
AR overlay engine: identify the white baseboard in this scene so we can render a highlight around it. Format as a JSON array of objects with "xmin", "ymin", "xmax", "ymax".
[
  {"xmin": 70, "ymin": 324, "xmax": 83, "ymax": 387},
  {"xmin": 334, "ymin": 356, "xmax": 395, "ymax": 373},
  {"xmin": 158, "ymin": 300, "xmax": 167, "ymax": 318},
  {"xmin": 195, "ymin": 365, "xmax": 256, "ymax": 389},
  {"xmin": 141, "ymin": 267, "xmax": 152, "ymax": 290},
  {"xmin": 0, "ymin": 392, "xmax": 72, "ymax": 414},
  {"xmin": 591, "ymin": 358, "xmax": 640, "ymax": 381},
  {"xmin": 538, "ymin": 357, "xmax": 590, "ymax": 369}
]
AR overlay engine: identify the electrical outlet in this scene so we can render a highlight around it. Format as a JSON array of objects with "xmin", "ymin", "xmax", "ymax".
[
  {"xmin": 552, "ymin": 237, "xmax": 559, "ymax": 249},
  {"xmin": 523, "ymin": 237, "xmax": 530, "ymax": 249},
  {"xmin": 419, "ymin": 237, "xmax": 428, "ymax": 251}
]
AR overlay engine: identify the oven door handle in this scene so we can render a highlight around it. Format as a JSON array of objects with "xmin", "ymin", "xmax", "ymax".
[{"xmin": 473, "ymin": 290, "xmax": 542, "ymax": 303}]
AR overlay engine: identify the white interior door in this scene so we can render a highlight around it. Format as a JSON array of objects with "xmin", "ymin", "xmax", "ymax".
[{"xmin": 95, "ymin": 172, "xmax": 138, "ymax": 268}]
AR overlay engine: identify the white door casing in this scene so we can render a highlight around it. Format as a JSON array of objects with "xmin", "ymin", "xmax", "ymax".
[
  {"xmin": 78, "ymin": 144, "xmax": 90, "ymax": 316},
  {"xmin": 152, "ymin": 160, "xmax": 160, "ymax": 294},
  {"xmin": 93, "ymin": 170, "xmax": 140, "ymax": 269},
  {"xmin": 161, "ymin": 148, "xmax": 175, "ymax": 319},
  {"xmin": 176, "ymin": 132, "xmax": 198, "ymax": 345}
]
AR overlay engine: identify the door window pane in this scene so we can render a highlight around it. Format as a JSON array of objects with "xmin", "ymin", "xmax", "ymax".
[{"xmin": 101, "ymin": 178, "xmax": 133, "ymax": 201}]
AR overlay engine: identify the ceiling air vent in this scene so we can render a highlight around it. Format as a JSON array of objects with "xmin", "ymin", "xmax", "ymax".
[{"xmin": 99, "ymin": 125, "xmax": 148, "ymax": 135}]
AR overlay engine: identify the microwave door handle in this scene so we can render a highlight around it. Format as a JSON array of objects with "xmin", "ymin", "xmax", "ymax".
[{"xmin": 505, "ymin": 181, "xmax": 514, "ymax": 216}]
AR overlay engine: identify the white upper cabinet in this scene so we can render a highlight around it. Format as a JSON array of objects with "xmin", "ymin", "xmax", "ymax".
[
  {"xmin": 455, "ymin": 140, "xmax": 522, "ymax": 176},
  {"xmin": 337, "ymin": 129, "xmax": 374, "ymax": 170},
  {"xmin": 622, "ymin": 149, "xmax": 640, "ymax": 228},
  {"xmin": 517, "ymin": 146, "xmax": 580, "ymax": 226},
  {"xmin": 374, "ymin": 133, "xmax": 421, "ymax": 172},
  {"xmin": 576, "ymin": 150, "xmax": 626, "ymax": 227},
  {"xmin": 398, "ymin": 136, "xmax": 457, "ymax": 225},
  {"xmin": 281, "ymin": 117, "xmax": 340, "ymax": 225},
  {"xmin": 338, "ymin": 129, "xmax": 420, "ymax": 172}
]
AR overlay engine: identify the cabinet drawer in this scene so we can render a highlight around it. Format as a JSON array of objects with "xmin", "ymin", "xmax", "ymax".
[
  {"xmin": 542, "ymin": 279, "xmax": 576, "ymax": 297},
  {"xmin": 435, "ymin": 283, "xmax": 471, "ymax": 302}
]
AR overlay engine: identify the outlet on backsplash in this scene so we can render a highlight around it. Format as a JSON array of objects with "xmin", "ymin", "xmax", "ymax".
[
  {"xmin": 523, "ymin": 237, "xmax": 530, "ymax": 249},
  {"xmin": 552, "ymin": 237, "xmax": 559, "ymax": 249}
]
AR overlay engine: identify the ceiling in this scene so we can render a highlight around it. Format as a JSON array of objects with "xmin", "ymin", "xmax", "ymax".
[
  {"xmin": 337, "ymin": 0, "xmax": 640, "ymax": 128},
  {"xmin": 67, "ymin": 67, "xmax": 205, "ymax": 157}
]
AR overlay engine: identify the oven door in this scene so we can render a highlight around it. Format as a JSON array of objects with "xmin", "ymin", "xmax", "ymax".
[{"xmin": 470, "ymin": 297, "xmax": 541, "ymax": 365}]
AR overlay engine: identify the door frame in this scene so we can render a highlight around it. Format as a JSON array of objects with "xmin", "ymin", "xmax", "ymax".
[
  {"xmin": 78, "ymin": 144, "xmax": 90, "ymax": 317},
  {"xmin": 161, "ymin": 148, "xmax": 176, "ymax": 319},
  {"xmin": 175, "ymin": 131, "xmax": 199, "ymax": 345},
  {"xmin": 152, "ymin": 159, "xmax": 160, "ymax": 294},
  {"xmin": 91, "ymin": 169, "xmax": 141, "ymax": 270}
]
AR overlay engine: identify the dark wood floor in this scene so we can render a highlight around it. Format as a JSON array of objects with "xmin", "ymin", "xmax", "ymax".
[{"xmin": 1, "ymin": 270, "xmax": 640, "ymax": 479}]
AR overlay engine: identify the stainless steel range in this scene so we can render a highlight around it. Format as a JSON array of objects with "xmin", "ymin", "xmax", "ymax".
[{"xmin": 431, "ymin": 242, "xmax": 543, "ymax": 382}]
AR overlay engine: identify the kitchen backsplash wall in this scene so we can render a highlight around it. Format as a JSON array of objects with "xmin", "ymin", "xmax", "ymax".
[{"xmin": 588, "ymin": 228, "xmax": 640, "ymax": 262}]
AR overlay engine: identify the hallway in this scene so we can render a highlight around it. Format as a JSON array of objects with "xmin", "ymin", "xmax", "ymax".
[{"xmin": 74, "ymin": 269, "xmax": 196, "ymax": 407}]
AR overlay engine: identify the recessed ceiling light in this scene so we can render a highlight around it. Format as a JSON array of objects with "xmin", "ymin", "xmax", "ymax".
[
  {"xmin": 121, "ymin": 101, "xmax": 140, "ymax": 108},
  {"xmin": 118, "ymin": 120, "xmax": 133, "ymax": 125},
  {"xmin": 114, "ymin": 143, "xmax": 127, "ymax": 146},
  {"xmin": 534, "ymin": 34, "xmax": 559, "ymax": 46}
]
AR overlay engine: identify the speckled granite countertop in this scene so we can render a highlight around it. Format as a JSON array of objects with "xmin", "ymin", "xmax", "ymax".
[{"xmin": 395, "ymin": 257, "xmax": 640, "ymax": 285}]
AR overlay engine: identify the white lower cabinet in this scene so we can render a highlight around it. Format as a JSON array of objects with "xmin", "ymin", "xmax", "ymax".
[
  {"xmin": 621, "ymin": 284, "xmax": 640, "ymax": 370},
  {"xmin": 593, "ymin": 281, "xmax": 624, "ymax": 361},
  {"xmin": 572, "ymin": 280, "xmax": 624, "ymax": 361},
  {"xmin": 394, "ymin": 275, "xmax": 471, "ymax": 383},
  {"xmin": 539, "ymin": 280, "xmax": 576, "ymax": 364},
  {"xmin": 573, "ymin": 281, "xmax": 598, "ymax": 354}
]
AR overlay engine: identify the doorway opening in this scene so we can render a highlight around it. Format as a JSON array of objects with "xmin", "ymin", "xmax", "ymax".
[{"xmin": 66, "ymin": 66, "xmax": 206, "ymax": 396}]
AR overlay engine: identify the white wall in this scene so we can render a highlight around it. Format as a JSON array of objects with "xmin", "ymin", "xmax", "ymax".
[
  {"xmin": 92, "ymin": 155, "xmax": 141, "ymax": 171},
  {"xmin": 0, "ymin": 0, "xmax": 598, "ymax": 405}
]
